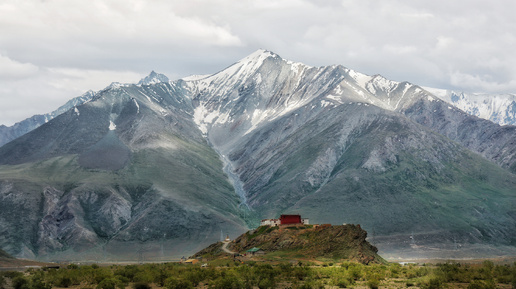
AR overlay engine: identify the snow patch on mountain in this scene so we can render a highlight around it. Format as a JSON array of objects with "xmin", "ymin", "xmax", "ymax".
[
  {"xmin": 137, "ymin": 71, "xmax": 170, "ymax": 86},
  {"xmin": 424, "ymin": 87, "xmax": 516, "ymax": 126},
  {"xmin": 194, "ymin": 103, "xmax": 218, "ymax": 135},
  {"xmin": 347, "ymin": 69, "xmax": 373, "ymax": 88},
  {"xmin": 181, "ymin": 74, "xmax": 210, "ymax": 81},
  {"xmin": 133, "ymin": 99, "xmax": 140, "ymax": 114}
]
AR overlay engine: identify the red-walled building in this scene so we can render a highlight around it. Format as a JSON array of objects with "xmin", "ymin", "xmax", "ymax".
[
  {"xmin": 279, "ymin": 214, "xmax": 302, "ymax": 224},
  {"xmin": 260, "ymin": 215, "xmax": 309, "ymax": 226}
]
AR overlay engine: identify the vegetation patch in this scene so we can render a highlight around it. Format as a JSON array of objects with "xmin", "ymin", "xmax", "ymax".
[{"xmin": 0, "ymin": 260, "xmax": 514, "ymax": 289}]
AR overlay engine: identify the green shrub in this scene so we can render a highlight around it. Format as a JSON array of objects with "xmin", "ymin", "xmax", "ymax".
[
  {"xmin": 132, "ymin": 282, "xmax": 151, "ymax": 289},
  {"xmin": 367, "ymin": 277, "xmax": 380, "ymax": 289},
  {"xmin": 116, "ymin": 276, "xmax": 130, "ymax": 288},
  {"xmin": 4, "ymin": 271, "xmax": 23, "ymax": 279},
  {"xmin": 165, "ymin": 277, "xmax": 193, "ymax": 289},
  {"xmin": 257, "ymin": 277, "xmax": 275, "ymax": 289},
  {"xmin": 419, "ymin": 276, "xmax": 443, "ymax": 289},
  {"xmin": 340, "ymin": 262, "xmax": 351, "ymax": 269},
  {"xmin": 348, "ymin": 265, "xmax": 363, "ymax": 281},
  {"xmin": 93, "ymin": 267, "xmax": 114, "ymax": 284},
  {"xmin": 209, "ymin": 273, "xmax": 242, "ymax": 289},
  {"xmin": 389, "ymin": 264, "xmax": 401, "ymax": 278},
  {"xmin": 183, "ymin": 269, "xmax": 205, "ymax": 286},
  {"xmin": 335, "ymin": 278, "xmax": 349, "ymax": 288},
  {"xmin": 293, "ymin": 266, "xmax": 311, "ymax": 280},
  {"xmin": 12, "ymin": 276, "xmax": 30, "ymax": 289},
  {"xmin": 97, "ymin": 277, "xmax": 121, "ymax": 289},
  {"xmin": 115, "ymin": 264, "xmax": 141, "ymax": 281},
  {"xmin": 29, "ymin": 274, "xmax": 51, "ymax": 289},
  {"xmin": 133, "ymin": 270, "xmax": 155, "ymax": 284},
  {"xmin": 278, "ymin": 262, "xmax": 293, "ymax": 276},
  {"xmin": 467, "ymin": 279, "xmax": 496, "ymax": 289},
  {"xmin": 298, "ymin": 283, "xmax": 313, "ymax": 289},
  {"xmin": 54, "ymin": 276, "xmax": 73, "ymax": 288},
  {"xmin": 299, "ymin": 280, "xmax": 324, "ymax": 289}
]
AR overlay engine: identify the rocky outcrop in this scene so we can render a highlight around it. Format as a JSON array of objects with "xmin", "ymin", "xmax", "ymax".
[{"xmin": 197, "ymin": 224, "xmax": 382, "ymax": 264}]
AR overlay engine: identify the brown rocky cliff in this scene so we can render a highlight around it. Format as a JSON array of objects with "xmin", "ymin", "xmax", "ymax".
[{"xmin": 226, "ymin": 224, "xmax": 382, "ymax": 264}]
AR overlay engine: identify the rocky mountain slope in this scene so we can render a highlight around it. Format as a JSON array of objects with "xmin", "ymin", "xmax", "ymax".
[
  {"xmin": 0, "ymin": 50, "xmax": 515, "ymax": 260},
  {"xmin": 0, "ymin": 90, "xmax": 95, "ymax": 147},
  {"xmin": 0, "ymin": 77, "xmax": 247, "ymax": 260},
  {"xmin": 195, "ymin": 224, "xmax": 382, "ymax": 264}
]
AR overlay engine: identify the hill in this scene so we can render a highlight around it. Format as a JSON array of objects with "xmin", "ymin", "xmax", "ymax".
[
  {"xmin": 0, "ymin": 248, "xmax": 57, "ymax": 268},
  {"xmin": 194, "ymin": 224, "xmax": 383, "ymax": 264},
  {"xmin": 0, "ymin": 248, "xmax": 13, "ymax": 259}
]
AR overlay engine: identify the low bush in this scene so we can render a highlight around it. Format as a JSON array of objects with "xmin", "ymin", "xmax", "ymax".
[
  {"xmin": 418, "ymin": 276, "xmax": 444, "ymax": 289},
  {"xmin": 165, "ymin": 277, "xmax": 193, "ymax": 289},
  {"xmin": 97, "ymin": 277, "xmax": 122, "ymax": 289},
  {"xmin": 367, "ymin": 277, "xmax": 380, "ymax": 289},
  {"xmin": 132, "ymin": 282, "xmax": 152, "ymax": 289},
  {"xmin": 12, "ymin": 276, "xmax": 30, "ymax": 289},
  {"xmin": 54, "ymin": 276, "xmax": 72, "ymax": 288},
  {"xmin": 209, "ymin": 273, "xmax": 242, "ymax": 289}
]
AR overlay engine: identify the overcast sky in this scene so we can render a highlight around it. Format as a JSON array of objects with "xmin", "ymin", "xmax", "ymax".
[{"xmin": 1, "ymin": 0, "xmax": 515, "ymax": 126}]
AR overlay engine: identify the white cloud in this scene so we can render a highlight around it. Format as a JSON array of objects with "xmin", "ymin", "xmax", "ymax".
[
  {"xmin": 0, "ymin": 54, "xmax": 39, "ymax": 78},
  {"xmin": 1, "ymin": 0, "xmax": 516, "ymax": 125},
  {"xmin": 0, "ymin": 67, "xmax": 142, "ymax": 126},
  {"xmin": 450, "ymin": 71, "xmax": 516, "ymax": 93}
]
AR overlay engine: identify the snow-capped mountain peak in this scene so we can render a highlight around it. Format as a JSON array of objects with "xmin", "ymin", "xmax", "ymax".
[
  {"xmin": 137, "ymin": 71, "xmax": 170, "ymax": 86},
  {"xmin": 239, "ymin": 48, "xmax": 278, "ymax": 64},
  {"xmin": 206, "ymin": 49, "xmax": 278, "ymax": 83}
]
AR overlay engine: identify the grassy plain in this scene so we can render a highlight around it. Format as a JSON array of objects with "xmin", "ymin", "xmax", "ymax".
[{"xmin": 1, "ymin": 258, "xmax": 515, "ymax": 289}]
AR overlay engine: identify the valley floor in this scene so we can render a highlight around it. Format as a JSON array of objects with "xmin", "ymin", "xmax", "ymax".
[{"xmin": 1, "ymin": 256, "xmax": 515, "ymax": 289}]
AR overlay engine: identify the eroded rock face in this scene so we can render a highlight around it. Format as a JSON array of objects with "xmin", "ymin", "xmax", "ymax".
[{"xmin": 0, "ymin": 181, "xmax": 246, "ymax": 260}]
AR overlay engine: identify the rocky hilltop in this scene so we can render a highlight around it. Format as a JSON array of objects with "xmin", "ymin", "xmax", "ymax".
[{"xmin": 195, "ymin": 224, "xmax": 382, "ymax": 264}]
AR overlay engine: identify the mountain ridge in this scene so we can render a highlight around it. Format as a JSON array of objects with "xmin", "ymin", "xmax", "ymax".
[
  {"xmin": 425, "ymin": 87, "xmax": 516, "ymax": 126},
  {"xmin": 0, "ymin": 49, "xmax": 515, "ymax": 260}
]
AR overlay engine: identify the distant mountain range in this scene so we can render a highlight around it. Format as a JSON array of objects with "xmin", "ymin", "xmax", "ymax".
[
  {"xmin": 425, "ymin": 87, "xmax": 516, "ymax": 126},
  {"xmin": 2, "ymin": 63, "xmax": 516, "ymax": 148},
  {"xmin": 0, "ymin": 50, "xmax": 515, "ymax": 261},
  {"xmin": 0, "ymin": 90, "xmax": 95, "ymax": 147}
]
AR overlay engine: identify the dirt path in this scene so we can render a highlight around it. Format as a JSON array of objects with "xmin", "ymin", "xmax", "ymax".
[{"xmin": 221, "ymin": 241, "xmax": 237, "ymax": 255}]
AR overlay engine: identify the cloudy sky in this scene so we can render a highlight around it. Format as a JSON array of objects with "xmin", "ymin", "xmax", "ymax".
[{"xmin": 1, "ymin": 0, "xmax": 515, "ymax": 126}]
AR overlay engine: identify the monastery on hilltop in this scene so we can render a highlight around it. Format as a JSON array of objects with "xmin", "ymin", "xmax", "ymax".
[{"xmin": 260, "ymin": 214, "xmax": 309, "ymax": 227}]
